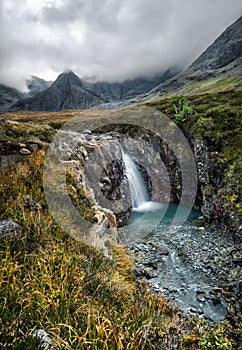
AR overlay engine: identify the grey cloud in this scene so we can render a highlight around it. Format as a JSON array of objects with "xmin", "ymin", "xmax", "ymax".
[{"xmin": 0, "ymin": 0, "xmax": 241, "ymax": 90}]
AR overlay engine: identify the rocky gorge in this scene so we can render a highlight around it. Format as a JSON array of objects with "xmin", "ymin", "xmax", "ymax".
[{"xmin": 37, "ymin": 102, "xmax": 240, "ymax": 325}]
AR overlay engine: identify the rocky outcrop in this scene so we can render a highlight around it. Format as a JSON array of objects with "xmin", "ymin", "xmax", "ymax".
[
  {"xmin": 0, "ymin": 136, "xmax": 40, "ymax": 168},
  {"xmin": 192, "ymin": 139, "xmax": 241, "ymax": 242},
  {"xmin": 44, "ymin": 130, "xmax": 131, "ymax": 254}
]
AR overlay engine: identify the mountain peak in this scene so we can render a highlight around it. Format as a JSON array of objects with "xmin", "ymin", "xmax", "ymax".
[
  {"xmin": 59, "ymin": 70, "xmax": 79, "ymax": 79},
  {"xmin": 54, "ymin": 70, "xmax": 84, "ymax": 87},
  {"xmin": 56, "ymin": 70, "xmax": 80, "ymax": 80}
]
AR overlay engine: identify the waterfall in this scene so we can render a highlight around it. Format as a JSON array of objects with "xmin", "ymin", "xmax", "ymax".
[{"xmin": 122, "ymin": 153, "xmax": 148, "ymax": 208}]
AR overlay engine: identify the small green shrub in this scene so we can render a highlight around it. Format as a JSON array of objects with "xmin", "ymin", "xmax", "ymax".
[{"xmin": 171, "ymin": 96, "xmax": 194, "ymax": 122}]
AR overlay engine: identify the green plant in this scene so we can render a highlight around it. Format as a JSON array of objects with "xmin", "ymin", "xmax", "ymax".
[
  {"xmin": 198, "ymin": 321, "xmax": 233, "ymax": 349},
  {"xmin": 171, "ymin": 96, "xmax": 194, "ymax": 122}
]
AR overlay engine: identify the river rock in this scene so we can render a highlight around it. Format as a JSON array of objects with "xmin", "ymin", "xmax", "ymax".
[
  {"xmin": 0, "ymin": 219, "xmax": 23, "ymax": 240},
  {"xmin": 19, "ymin": 148, "xmax": 31, "ymax": 155},
  {"xmin": 32, "ymin": 329, "xmax": 56, "ymax": 350},
  {"xmin": 83, "ymin": 129, "xmax": 92, "ymax": 134},
  {"xmin": 18, "ymin": 142, "xmax": 26, "ymax": 148}
]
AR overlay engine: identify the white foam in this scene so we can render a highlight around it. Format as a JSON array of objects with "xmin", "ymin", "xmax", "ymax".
[{"xmin": 132, "ymin": 201, "xmax": 165, "ymax": 213}]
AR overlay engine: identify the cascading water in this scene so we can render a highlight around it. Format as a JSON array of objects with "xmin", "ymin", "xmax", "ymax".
[
  {"xmin": 122, "ymin": 152, "xmax": 167, "ymax": 239},
  {"xmin": 122, "ymin": 153, "xmax": 148, "ymax": 208}
]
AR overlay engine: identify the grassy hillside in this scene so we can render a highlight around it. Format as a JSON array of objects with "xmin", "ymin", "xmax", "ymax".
[
  {"xmin": 181, "ymin": 75, "xmax": 242, "ymax": 95},
  {"xmin": 148, "ymin": 61, "xmax": 242, "ymax": 100}
]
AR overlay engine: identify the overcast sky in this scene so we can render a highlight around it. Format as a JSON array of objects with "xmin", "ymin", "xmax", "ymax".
[{"xmin": 0, "ymin": 0, "xmax": 241, "ymax": 91}]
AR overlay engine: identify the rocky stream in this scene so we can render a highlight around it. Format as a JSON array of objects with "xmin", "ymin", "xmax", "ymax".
[{"xmin": 127, "ymin": 206, "xmax": 236, "ymax": 324}]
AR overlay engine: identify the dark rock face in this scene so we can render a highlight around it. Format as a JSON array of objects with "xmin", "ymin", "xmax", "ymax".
[
  {"xmin": 190, "ymin": 16, "xmax": 242, "ymax": 71},
  {"xmin": 0, "ymin": 84, "xmax": 24, "ymax": 111},
  {"xmin": 192, "ymin": 139, "xmax": 240, "ymax": 242},
  {"xmin": 9, "ymin": 68, "xmax": 179, "ymax": 112},
  {"xmin": 100, "ymin": 159, "xmax": 124, "ymax": 200}
]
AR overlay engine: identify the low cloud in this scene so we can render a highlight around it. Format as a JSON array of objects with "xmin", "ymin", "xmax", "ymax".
[{"xmin": 0, "ymin": 0, "xmax": 241, "ymax": 90}]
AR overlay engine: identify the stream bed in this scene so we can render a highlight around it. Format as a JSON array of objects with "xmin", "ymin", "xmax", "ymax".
[{"xmin": 126, "ymin": 204, "xmax": 235, "ymax": 323}]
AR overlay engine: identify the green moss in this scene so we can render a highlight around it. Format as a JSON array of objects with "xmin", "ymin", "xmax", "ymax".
[
  {"xmin": 66, "ymin": 172, "xmax": 98, "ymax": 224},
  {"xmin": 0, "ymin": 120, "xmax": 56, "ymax": 143}
]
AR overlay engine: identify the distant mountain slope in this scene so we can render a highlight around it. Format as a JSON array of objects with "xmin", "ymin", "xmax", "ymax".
[
  {"xmin": 0, "ymin": 84, "xmax": 24, "ymax": 111},
  {"xmin": 91, "ymin": 68, "xmax": 179, "ymax": 101},
  {"xmin": 26, "ymin": 76, "xmax": 53, "ymax": 96},
  {"xmin": 10, "ymin": 71, "xmax": 104, "ymax": 111},
  {"xmin": 151, "ymin": 16, "xmax": 242, "ymax": 96},
  {"xmin": 190, "ymin": 16, "xmax": 242, "ymax": 71},
  {"xmin": 9, "ymin": 68, "xmax": 179, "ymax": 111}
]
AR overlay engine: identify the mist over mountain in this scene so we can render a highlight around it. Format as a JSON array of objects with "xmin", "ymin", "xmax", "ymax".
[
  {"xmin": 8, "ymin": 68, "xmax": 179, "ymax": 111},
  {"xmin": 152, "ymin": 15, "xmax": 242, "ymax": 95},
  {"xmin": 1, "ymin": 16, "xmax": 241, "ymax": 112},
  {"xmin": 26, "ymin": 76, "xmax": 53, "ymax": 97}
]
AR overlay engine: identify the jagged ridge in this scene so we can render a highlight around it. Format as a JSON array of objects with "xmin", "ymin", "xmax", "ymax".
[
  {"xmin": 9, "ymin": 69, "xmax": 178, "ymax": 111},
  {"xmin": 152, "ymin": 16, "xmax": 242, "ymax": 95}
]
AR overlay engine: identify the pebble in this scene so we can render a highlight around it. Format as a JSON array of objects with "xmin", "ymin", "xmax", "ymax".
[
  {"xmin": 19, "ymin": 148, "xmax": 31, "ymax": 155},
  {"xmin": 31, "ymin": 329, "xmax": 56, "ymax": 350},
  {"xmin": 82, "ymin": 129, "xmax": 92, "ymax": 134},
  {"xmin": 18, "ymin": 142, "xmax": 26, "ymax": 148},
  {"xmin": 0, "ymin": 219, "xmax": 23, "ymax": 240}
]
